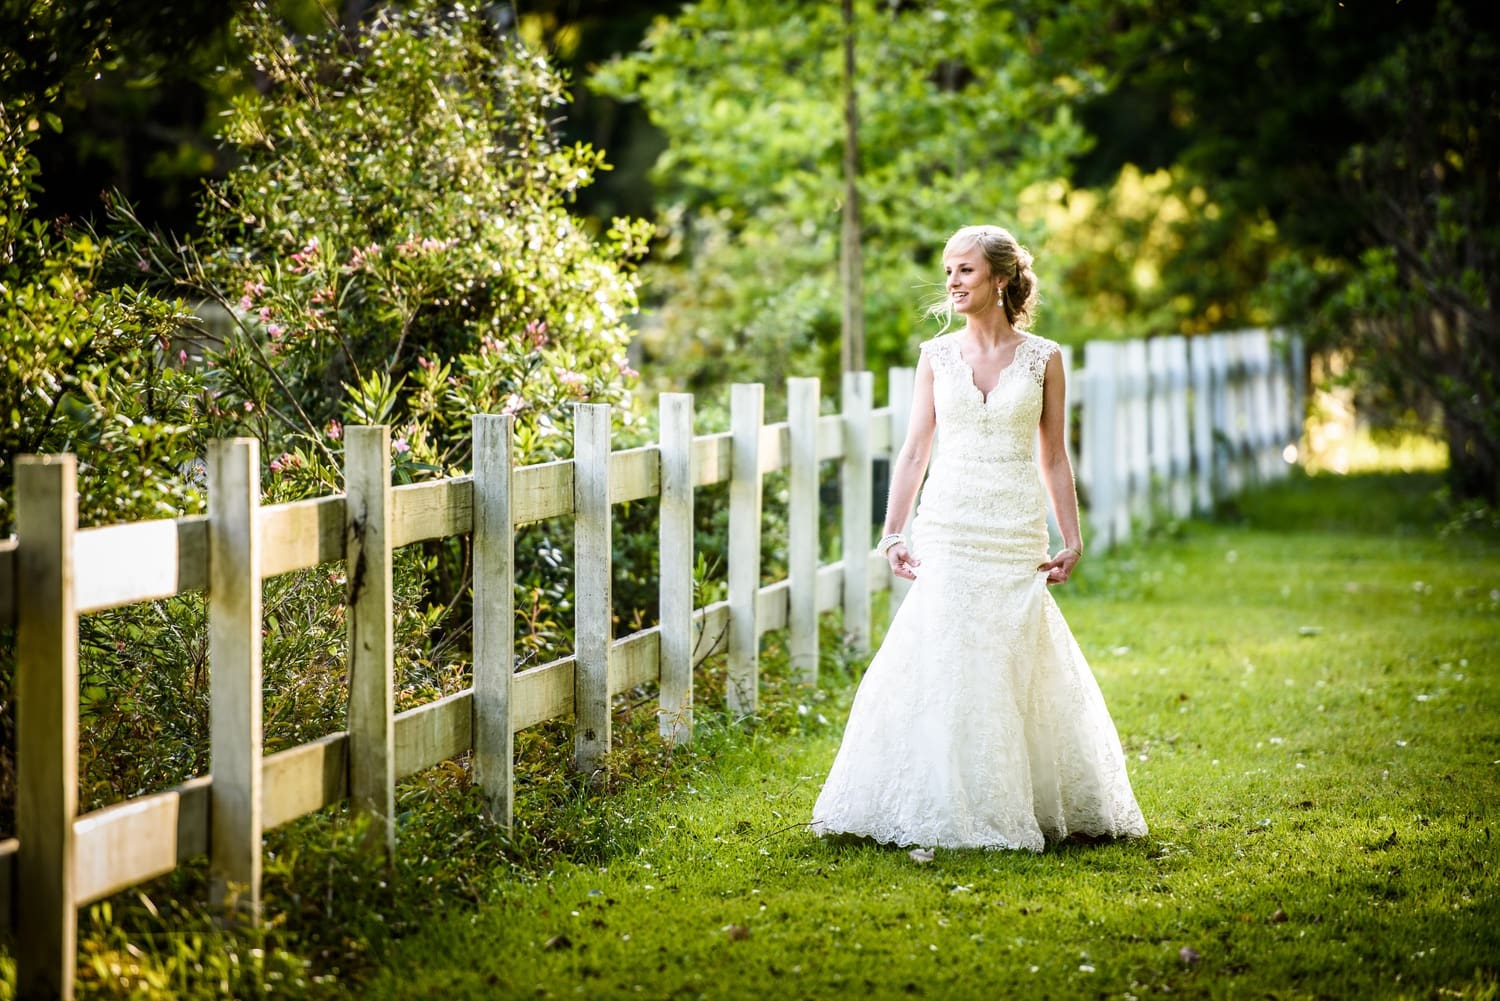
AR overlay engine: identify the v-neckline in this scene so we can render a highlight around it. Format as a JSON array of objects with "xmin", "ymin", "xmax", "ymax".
[{"xmin": 955, "ymin": 335, "xmax": 1027, "ymax": 404}]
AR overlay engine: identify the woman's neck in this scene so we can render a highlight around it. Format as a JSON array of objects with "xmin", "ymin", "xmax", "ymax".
[{"xmin": 963, "ymin": 309, "xmax": 1019, "ymax": 349}]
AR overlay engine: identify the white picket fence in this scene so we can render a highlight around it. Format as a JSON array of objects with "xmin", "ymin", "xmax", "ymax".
[
  {"xmin": 0, "ymin": 328, "xmax": 1300, "ymax": 998},
  {"xmin": 1074, "ymin": 329, "xmax": 1305, "ymax": 545}
]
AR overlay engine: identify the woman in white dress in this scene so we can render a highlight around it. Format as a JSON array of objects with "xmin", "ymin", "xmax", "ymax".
[{"xmin": 811, "ymin": 225, "xmax": 1147, "ymax": 852}]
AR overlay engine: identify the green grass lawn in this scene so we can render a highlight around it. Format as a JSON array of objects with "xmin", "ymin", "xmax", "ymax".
[{"xmin": 358, "ymin": 472, "xmax": 1499, "ymax": 1001}]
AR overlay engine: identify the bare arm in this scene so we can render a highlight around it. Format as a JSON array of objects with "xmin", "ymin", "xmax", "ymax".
[
  {"xmin": 881, "ymin": 352, "xmax": 937, "ymax": 579},
  {"xmin": 1036, "ymin": 350, "xmax": 1084, "ymax": 584}
]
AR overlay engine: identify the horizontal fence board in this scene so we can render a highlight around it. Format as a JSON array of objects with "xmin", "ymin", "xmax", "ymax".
[
  {"xmin": 694, "ymin": 599, "xmax": 730, "ymax": 659},
  {"xmin": 71, "ymin": 776, "xmax": 210, "ymax": 907},
  {"xmin": 608, "ymin": 628, "xmax": 661, "ymax": 694},
  {"xmin": 512, "ymin": 657, "xmax": 574, "ymax": 731},
  {"xmin": 816, "ymin": 414, "xmax": 844, "ymax": 461},
  {"xmin": 0, "ymin": 838, "xmax": 14, "ymax": 931},
  {"xmin": 871, "ymin": 406, "xmax": 894, "ymax": 455},
  {"xmin": 692, "ymin": 433, "xmax": 732, "ymax": 487},
  {"xmin": 394, "ymin": 690, "xmax": 472, "ymax": 779},
  {"xmin": 262, "ymin": 732, "xmax": 349, "ymax": 830},
  {"xmin": 759, "ymin": 423, "xmax": 790, "ymax": 474},
  {"xmin": 74, "ymin": 516, "xmax": 208, "ymax": 613},
  {"xmin": 391, "ymin": 477, "xmax": 473, "ymax": 548},
  {"xmin": 514, "ymin": 460, "xmax": 573, "ymax": 525},
  {"xmin": 756, "ymin": 579, "xmax": 790, "ymax": 634},
  {"xmin": 817, "ymin": 561, "xmax": 844, "ymax": 612},
  {"xmin": 260, "ymin": 495, "xmax": 345, "ymax": 577},
  {"xmin": 0, "ymin": 539, "xmax": 11, "ymax": 628},
  {"xmin": 609, "ymin": 447, "xmax": 660, "ymax": 505}
]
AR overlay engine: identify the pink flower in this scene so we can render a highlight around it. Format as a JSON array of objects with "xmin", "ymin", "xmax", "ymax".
[
  {"xmin": 502, "ymin": 393, "xmax": 525, "ymax": 416},
  {"xmin": 417, "ymin": 356, "xmax": 435, "ymax": 371},
  {"xmin": 243, "ymin": 401, "xmax": 255, "ymax": 412},
  {"xmin": 326, "ymin": 419, "xmax": 343, "ymax": 441},
  {"xmin": 269, "ymin": 456, "xmax": 283, "ymax": 474},
  {"xmin": 267, "ymin": 323, "xmax": 284, "ymax": 340},
  {"xmin": 558, "ymin": 370, "xmax": 586, "ymax": 388},
  {"xmin": 178, "ymin": 349, "xmax": 188, "ymax": 364},
  {"xmin": 239, "ymin": 296, "xmax": 254, "ymax": 311},
  {"xmin": 288, "ymin": 237, "xmax": 320, "ymax": 274},
  {"xmin": 393, "ymin": 438, "xmax": 410, "ymax": 455},
  {"xmin": 527, "ymin": 320, "xmax": 549, "ymax": 348},
  {"xmin": 618, "ymin": 357, "xmax": 639, "ymax": 378},
  {"xmin": 347, "ymin": 243, "xmax": 382, "ymax": 270},
  {"xmin": 136, "ymin": 256, "xmax": 150, "ymax": 273},
  {"xmin": 258, "ymin": 307, "xmax": 272, "ymax": 323}
]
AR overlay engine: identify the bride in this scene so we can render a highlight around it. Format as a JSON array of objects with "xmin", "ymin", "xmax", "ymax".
[{"xmin": 811, "ymin": 225, "xmax": 1147, "ymax": 852}]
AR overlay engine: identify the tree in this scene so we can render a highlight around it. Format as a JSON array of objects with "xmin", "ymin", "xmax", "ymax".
[
  {"xmin": 1029, "ymin": 0, "xmax": 1498, "ymax": 499},
  {"xmin": 593, "ymin": 0, "xmax": 1092, "ymax": 396}
]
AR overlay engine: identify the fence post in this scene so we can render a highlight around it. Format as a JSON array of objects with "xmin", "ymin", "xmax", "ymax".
[
  {"xmin": 1081, "ymin": 342, "xmax": 1116, "ymax": 548},
  {"xmin": 345, "ymin": 427, "xmax": 395, "ymax": 858},
  {"xmin": 473, "ymin": 414, "xmax": 516, "ymax": 823},
  {"xmin": 727, "ymin": 383, "xmax": 764, "ymax": 715},
  {"xmin": 657, "ymin": 395, "xmax": 695, "ymax": 742},
  {"xmin": 573, "ymin": 403, "xmax": 613, "ymax": 778},
  {"xmin": 1164, "ymin": 335, "xmax": 1193, "ymax": 518},
  {"xmin": 1147, "ymin": 337, "xmax": 1170, "ymax": 515},
  {"xmin": 1189, "ymin": 336, "xmax": 1215, "ymax": 513},
  {"xmin": 1123, "ymin": 338, "xmax": 1152, "ymax": 530},
  {"xmin": 1210, "ymin": 333, "xmax": 1236, "ymax": 497},
  {"xmin": 1269, "ymin": 332, "xmax": 1293, "ymax": 478},
  {"xmin": 887, "ymin": 367, "xmax": 916, "ymax": 615},
  {"xmin": 207, "ymin": 438, "xmax": 263, "ymax": 921},
  {"xmin": 841, "ymin": 371, "xmax": 874, "ymax": 655},
  {"xmin": 16, "ymin": 455, "xmax": 78, "ymax": 1001},
  {"xmin": 1289, "ymin": 333, "xmax": 1307, "ymax": 457},
  {"xmin": 787, "ymin": 377, "xmax": 821, "ymax": 685}
]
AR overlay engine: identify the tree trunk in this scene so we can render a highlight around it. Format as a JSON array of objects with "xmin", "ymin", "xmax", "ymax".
[{"xmin": 839, "ymin": 0, "xmax": 865, "ymax": 374}]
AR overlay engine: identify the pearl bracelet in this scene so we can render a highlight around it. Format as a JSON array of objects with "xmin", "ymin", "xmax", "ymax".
[{"xmin": 876, "ymin": 533, "xmax": 905, "ymax": 556}]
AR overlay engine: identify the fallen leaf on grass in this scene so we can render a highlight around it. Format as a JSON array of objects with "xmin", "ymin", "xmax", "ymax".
[
  {"xmin": 723, "ymin": 924, "xmax": 750, "ymax": 941},
  {"xmin": 908, "ymin": 848, "xmax": 935, "ymax": 863},
  {"xmin": 544, "ymin": 935, "xmax": 572, "ymax": 951},
  {"xmin": 1179, "ymin": 946, "xmax": 1201, "ymax": 965},
  {"xmin": 1271, "ymin": 908, "xmax": 1289, "ymax": 923}
]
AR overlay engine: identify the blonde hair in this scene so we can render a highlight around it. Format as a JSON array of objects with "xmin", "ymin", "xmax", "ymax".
[{"xmin": 927, "ymin": 225, "xmax": 1039, "ymax": 330}]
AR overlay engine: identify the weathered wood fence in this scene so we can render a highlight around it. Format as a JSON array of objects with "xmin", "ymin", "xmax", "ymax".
[{"xmin": 1, "ymin": 327, "xmax": 1300, "ymax": 998}]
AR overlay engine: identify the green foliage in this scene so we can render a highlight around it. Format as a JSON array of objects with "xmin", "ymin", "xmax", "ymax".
[
  {"xmin": 0, "ymin": 104, "xmax": 206, "ymax": 534},
  {"xmin": 593, "ymin": 0, "xmax": 1092, "ymax": 392},
  {"xmin": 1017, "ymin": 165, "xmax": 1280, "ymax": 342},
  {"xmin": 1262, "ymin": 1, "xmax": 1499, "ymax": 502},
  {"xmin": 2, "ymin": 1, "xmax": 660, "ymax": 837},
  {"xmin": 117, "ymin": 0, "xmax": 652, "ymax": 475}
]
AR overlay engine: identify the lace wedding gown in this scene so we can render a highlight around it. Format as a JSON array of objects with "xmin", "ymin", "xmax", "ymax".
[{"xmin": 811, "ymin": 333, "xmax": 1147, "ymax": 851}]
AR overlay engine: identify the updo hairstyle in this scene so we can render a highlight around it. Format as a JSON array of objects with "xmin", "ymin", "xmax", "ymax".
[{"xmin": 942, "ymin": 225, "xmax": 1039, "ymax": 329}]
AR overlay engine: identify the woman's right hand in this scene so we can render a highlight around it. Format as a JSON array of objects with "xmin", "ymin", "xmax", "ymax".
[{"xmin": 888, "ymin": 542, "xmax": 920, "ymax": 580}]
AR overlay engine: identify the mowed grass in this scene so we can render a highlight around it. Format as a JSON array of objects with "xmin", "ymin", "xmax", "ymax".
[{"xmin": 359, "ymin": 471, "xmax": 1500, "ymax": 1001}]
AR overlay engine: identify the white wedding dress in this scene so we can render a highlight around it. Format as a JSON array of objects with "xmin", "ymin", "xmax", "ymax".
[{"xmin": 811, "ymin": 332, "xmax": 1147, "ymax": 851}]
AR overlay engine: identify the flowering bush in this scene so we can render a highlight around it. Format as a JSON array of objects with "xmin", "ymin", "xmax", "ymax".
[{"xmin": 117, "ymin": 0, "xmax": 652, "ymax": 483}]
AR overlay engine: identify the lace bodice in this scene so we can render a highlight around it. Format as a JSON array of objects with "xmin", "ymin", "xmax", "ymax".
[{"xmin": 922, "ymin": 332, "xmax": 1059, "ymax": 464}]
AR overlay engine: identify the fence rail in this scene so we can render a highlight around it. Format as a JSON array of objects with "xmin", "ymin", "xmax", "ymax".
[{"xmin": 2, "ymin": 328, "xmax": 1300, "ymax": 999}]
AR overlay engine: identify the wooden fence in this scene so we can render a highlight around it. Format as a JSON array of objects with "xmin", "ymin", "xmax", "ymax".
[{"xmin": 1, "ymin": 328, "xmax": 1300, "ymax": 998}]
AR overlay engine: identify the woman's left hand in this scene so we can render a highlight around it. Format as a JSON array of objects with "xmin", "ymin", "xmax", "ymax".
[{"xmin": 1038, "ymin": 547, "xmax": 1081, "ymax": 585}]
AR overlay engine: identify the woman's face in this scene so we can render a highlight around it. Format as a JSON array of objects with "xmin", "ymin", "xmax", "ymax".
[{"xmin": 943, "ymin": 245, "xmax": 1001, "ymax": 315}]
